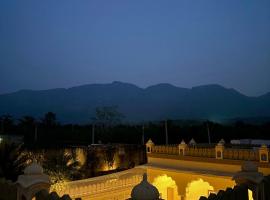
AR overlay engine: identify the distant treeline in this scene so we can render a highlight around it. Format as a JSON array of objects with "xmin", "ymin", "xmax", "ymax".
[{"xmin": 1, "ymin": 112, "xmax": 270, "ymax": 147}]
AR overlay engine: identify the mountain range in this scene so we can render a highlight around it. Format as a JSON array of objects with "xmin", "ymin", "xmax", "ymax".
[{"xmin": 0, "ymin": 81, "xmax": 269, "ymax": 123}]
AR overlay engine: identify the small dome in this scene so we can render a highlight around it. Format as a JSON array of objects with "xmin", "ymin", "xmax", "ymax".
[
  {"xmin": 146, "ymin": 139, "xmax": 154, "ymax": 145},
  {"xmin": 218, "ymin": 139, "xmax": 225, "ymax": 145},
  {"xmin": 180, "ymin": 140, "xmax": 186, "ymax": 145},
  {"xmin": 24, "ymin": 161, "xmax": 43, "ymax": 175},
  {"xmin": 131, "ymin": 173, "xmax": 160, "ymax": 200},
  {"xmin": 189, "ymin": 138, "xmax": 196, "ymax": 145}
]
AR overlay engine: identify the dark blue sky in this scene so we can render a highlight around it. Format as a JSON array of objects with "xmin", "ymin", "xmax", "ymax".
[{"xmin": 1, "ymin": 0, "xmax": 270, "ymax": 96}]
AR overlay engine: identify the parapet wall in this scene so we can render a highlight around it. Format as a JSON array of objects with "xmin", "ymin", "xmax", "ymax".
[
  {"xmin": 146, "ymin": 140, "xmax": 270, "ymax": 176},
  {"xmin": 57, "ymin": 167, "xmax": 146, "ymax": 200},
  {"xmin": 146, "ymin": 139, "xmax": 269, "ymax": 163}
]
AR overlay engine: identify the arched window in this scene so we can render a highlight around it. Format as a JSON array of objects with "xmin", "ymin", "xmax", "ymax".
[{"xmin": 261, "ymin": 153, "xmax": 267, "ymax": 161}]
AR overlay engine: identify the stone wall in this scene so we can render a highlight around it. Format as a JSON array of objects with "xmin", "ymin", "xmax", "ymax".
[{"xmin": 27, "ymin": 144, "xmax": 147, "ymax": 180}]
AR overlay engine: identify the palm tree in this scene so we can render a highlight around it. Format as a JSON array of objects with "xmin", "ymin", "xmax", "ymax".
[
  {"xmin": 0, "ymin": 142, "xmax": 28, "ymax": 181},
  {"xmin": 42, "ymin": 149, "xmax": 79, "ymax": 180}
]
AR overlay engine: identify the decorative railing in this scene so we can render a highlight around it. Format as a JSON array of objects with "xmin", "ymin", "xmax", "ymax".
[
  {"xmin": 152, "ymin": 145, "xmax": 178, "ymax": 155},
  {"xmin": 146, "ymin": 139, "xmax": 269, "ymax": 163},
  {"xmin": 223, "ymin": 148, "xmax": 259, "ymax": 161},
  {"xmin": 57, "ymin": 168, "xmax": 144, "ymax": 199},
  {"xmin": 186, "ymin": 147, "xmax": 216, "ymax": 158}
]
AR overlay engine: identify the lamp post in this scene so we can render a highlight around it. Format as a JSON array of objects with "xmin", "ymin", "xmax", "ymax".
[
  {"xmin": 207, "ymin": 121, "xmax": 211, "ymax": 144},
  {"xmin": 142, "ymin": 124, "xmax": 145, "ymax": 145},
  {"xmin": 92, "ymin": 123, "xmax": 95, "ymax": 145}
]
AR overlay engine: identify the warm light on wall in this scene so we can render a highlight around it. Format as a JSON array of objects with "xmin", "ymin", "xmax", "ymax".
[
  {"xmin": 102, "ymin": 161, "xmax": 118, "ymax": 171},
  {"xmin": 49, "ymin": 174, "xmax": 68, "ymax": 194},
  {"xmin": 248, "ymin": 189, "xmax": 254, "ymax": 200},
  {"xmin": 152, "ymin": 174, "xmax": 180, "ymax": 200},
  {"xmin": 186, "ymin": 178, "xmax": 214, "ymax": 200}
]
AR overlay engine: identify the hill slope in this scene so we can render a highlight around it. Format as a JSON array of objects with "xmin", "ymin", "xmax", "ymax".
[{"xmin": 0, "ymin": 82, "xmax": 269, "ymax": 123}]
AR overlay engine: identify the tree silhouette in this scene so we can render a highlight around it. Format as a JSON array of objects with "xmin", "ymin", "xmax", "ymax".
[
  {"xmin": 42, "ymin": 112, "xmax": 57, "ymax": 127},
  {"xmin": 0, "ymin": 115, "xmax": 14, "ymax": 133},
  {"xmin": 19, "ymin": 116, "xmax": 37, "ymax": 145},
  {"xmin": 0, "ymin": 142, "xmax": 28, "ymax": 181}
]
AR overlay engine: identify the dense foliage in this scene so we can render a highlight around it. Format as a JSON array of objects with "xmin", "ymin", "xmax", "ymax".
[
  {"xmin": 0, "ymin": 142, "xmax": 28, "ymax": 181},
  {"xmin": 0, "ymin": 113, "xmax": 270, "ymax": 147}
]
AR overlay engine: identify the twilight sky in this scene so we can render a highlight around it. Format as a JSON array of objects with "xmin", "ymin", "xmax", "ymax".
[{"xmin": 0, "ymin": 0, "xmax": 270, "ymax": 96}]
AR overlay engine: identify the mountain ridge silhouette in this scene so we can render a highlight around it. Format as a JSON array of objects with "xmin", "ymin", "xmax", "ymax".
[{"xmin": 0, "ymin": 82, "xmax": 269, "ymax": 123}]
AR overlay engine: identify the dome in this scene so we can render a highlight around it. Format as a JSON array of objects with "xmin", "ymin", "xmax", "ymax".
[
  {"xmin": 189, "ymin": 138, "xmax": 196, "ymax": 145},
  {"xmin": 24, "ymin": 161, "xmax": 43, "ymax": 175},
  {"xmin": 131, "ymin": 173, "xmax": 160, "ymax": 200},
  {"xmin": 146, "ymin": 139, "xmax": 154, "ymax": 146},
  {"xmin": 218, "ymin": 139, "xmax": 225, "ymax": 145},
  {"xmin": 180, "ymin": 140, "xmax": 186, "ymax": 145}
]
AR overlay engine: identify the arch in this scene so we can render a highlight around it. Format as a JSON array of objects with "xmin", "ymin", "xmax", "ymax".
[
  {"xmin": 248, "ymin": 189, "xmax": 254, "ymax": 200},
  {"xmin": 32, "ymin": 189, "xmax": 49, "ymax": 200},
  {"xmin": 152, "ymin": 174, "xmax": 179, "ymax": 200},
  {"xmin": 185, "ymin": 178, "xmax": 214, "ymax": 200}
]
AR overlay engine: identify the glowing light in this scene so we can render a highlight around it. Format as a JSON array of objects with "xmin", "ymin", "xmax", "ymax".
[
  {"xmin": 102, "ymin": 162, "xmax": 118, "ymax": 171},
  {"xmin": 248, "ymin": 189, "xmax": 254, "ymax": 200},
  {"xmin": 186, "ymin": 178, "xmax": 214, "ymax": 200},
  {"xmin": 0, "ymin": 137, "xmax": 2, "ymax": 143},
  {"xmin": 152, "ymin": 174, "xmax": 180, "ymax": 200},
  {"xmin": 49, "ymin": 173, "xmax": 68, "ymax": 194}
]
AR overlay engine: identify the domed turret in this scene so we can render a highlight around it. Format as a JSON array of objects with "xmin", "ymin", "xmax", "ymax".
[
  {"xmin": 130, "ymin": 173, "xmax": 161, "ymax": 200},
  {"xmin": 17, "ymin": 161, "xmax": 51, "ymax": 200}
]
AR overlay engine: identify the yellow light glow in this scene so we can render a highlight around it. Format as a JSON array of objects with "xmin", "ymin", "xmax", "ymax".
[
  {"xmin": 152, "ymin": 174, "xmax": 180, "ymax": 200},
  {"xmin": 248, "ymin": 189, "xmax": 254, "ymax": 200},
  {"xmin": 186, "ymin": 178, "xmax": 214, "ymax": 200},
  {"xmin": 102, "ymin": 162, "xmax": 118, "ymax": 171},
  {"xmin": 49, "ymin": 175, "xmax": 68, "ymax": 194}
]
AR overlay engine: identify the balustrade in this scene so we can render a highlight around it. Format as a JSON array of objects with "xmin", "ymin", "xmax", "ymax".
[{"xmin": 147, "ymin": 140, "xmax": 268, "ymax": 163}]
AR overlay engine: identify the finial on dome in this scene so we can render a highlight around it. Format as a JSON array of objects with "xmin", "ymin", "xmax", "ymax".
[{"xmin": 143, "ymin": 173, "xmax": 147, "ymax": 181}]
